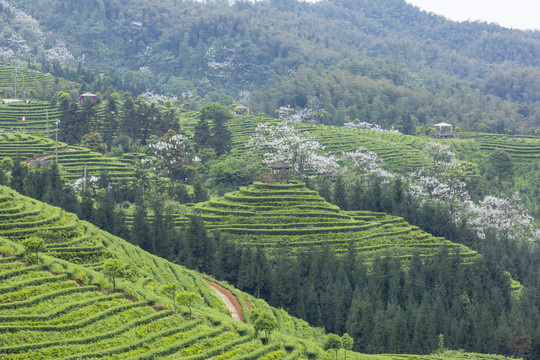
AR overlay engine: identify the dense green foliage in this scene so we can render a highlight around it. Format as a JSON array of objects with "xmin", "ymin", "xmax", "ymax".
[
  {"xmin": 0, "ymin": 186, "xmax": 334, "ymax": 359},
  {"xmin": 0, "ymin": 2, "xmax": 539, "ymax": 357},
  {"xmin": 0, "ymin": 0, "xmax": 538, "ymax": 132},
  {"xmin": 0, "ymin": 184, "xmax": 520, "ymax": 359}
]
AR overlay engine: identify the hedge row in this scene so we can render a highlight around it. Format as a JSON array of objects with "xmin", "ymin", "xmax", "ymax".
[
  {"xmin": 0, "ymin": 309, "xmax": 173, "ymax": 354},
  {"xmin": 59, "ymin": 318, "xmax": 203, "ymax": 360},
  {"xmin": 0, "ymin": 292, "xmax": 123, "ymax": 322}
]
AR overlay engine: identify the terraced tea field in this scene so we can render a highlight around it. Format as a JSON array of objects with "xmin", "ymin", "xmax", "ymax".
[
  {"xmin": 0, "ymin": 132, "xmax": 66, "ymax": 158},
  {"xmin": 0, "ymin": 186, "xmax": 330, "ymax": 359},
  {"xmin": 180, "ymin": 112, "xmax": 432, "ymax": 174},
  {"xmin": 0, "ymin": 186, "xmax": 517, "ymax": 359},
  {"xmin": 194, "ymin": 182, "xmax": 477, "ymax": 262},
  {"xmin": 0, "ymin": 101, "xmax": 61, "ymax": 136},
  {"xmin": 0, "ymin": 133, "xmax": 135, "ymax": 183},
  {"xmin": 447, "ymin": 135, "xmax": 540, "ymax": 163},
  {"xmin": 0, "ymin": 64, "xmax": 78, "ymax": 100}
]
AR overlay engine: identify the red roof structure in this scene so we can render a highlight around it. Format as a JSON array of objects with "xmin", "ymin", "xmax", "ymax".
[{"xmin": 79, "ymin": 93, "xmax": 96, "ymax": 105}]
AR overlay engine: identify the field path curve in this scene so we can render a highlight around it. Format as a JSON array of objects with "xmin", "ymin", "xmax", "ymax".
[{"xmin": 204, "ymin": 279, "xmax": 245, "ymax": 322}]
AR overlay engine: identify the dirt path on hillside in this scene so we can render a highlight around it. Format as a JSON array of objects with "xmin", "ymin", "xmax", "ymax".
[
  {"xmin": 204, "ymin": 279, "xmax": 245, "ymax": 322},
  {"xmin": 26, "ymin": 148, "xmax": 77, "ymax": 164}
]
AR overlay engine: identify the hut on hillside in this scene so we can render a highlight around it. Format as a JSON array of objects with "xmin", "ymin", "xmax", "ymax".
[
  {"xmin": 269, "ymin": 161, "xmax": 292, "ymax": 184},
  {"xmin": 79, "ymin": 93, "xmax": 96, "ymax": 105},
  {"xmin": 434, "ymin": 122, "xmax": 458, "ymax": 138},
  {"xmin": 233, "ymin": 105, "xmax": 250, "ymax": 116}
]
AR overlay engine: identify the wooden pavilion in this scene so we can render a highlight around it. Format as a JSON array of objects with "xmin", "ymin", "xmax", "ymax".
[
  {"xmin": 79, "ymin": 93, "xmax": 97, "ymax": 105},
  {"xmin": 434, "ymin": 122, "xmax": 457, "ymax": 138},
  {"xmin": 269, "ymin": 161, "xmax": 292, "ymax": 184}
]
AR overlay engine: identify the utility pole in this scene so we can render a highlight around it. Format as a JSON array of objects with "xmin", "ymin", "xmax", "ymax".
[
  {"xmin": 55, "ymin": 120, "xmax": 59, "ymax": 165},
  {"xmin": 22, "ymin": 72, "xmax": 25, "ymax": 102},
  {"xmin": 46, "ymin": 110, "xmax": 49, "ymax": 138},
  {"xmin": 83, "ymin": 163, "xmax": 87, "ymax": 193}
]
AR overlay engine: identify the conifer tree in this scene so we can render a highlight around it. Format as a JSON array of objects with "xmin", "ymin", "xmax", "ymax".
[
  {"xmin": 120, "ymin": 95, "xmax": 138, "ymax": 139},
  {"xmin": 132, "ymin": 201, "xmax": 151, "ymax": 252},
  {"xmin": 183, "ymin": 216, "xmax": 212, "ymax": 273},
  {"xmin": 333, "ymin": 175, "xmax": 348, "ymax": 210},
  {"xmin": 10, "ymin": 158, "xmax": 28, "ymax": 194},
  {"xmin": 103, "ymin": 97, "xmax": 118, "ymax": 148}
]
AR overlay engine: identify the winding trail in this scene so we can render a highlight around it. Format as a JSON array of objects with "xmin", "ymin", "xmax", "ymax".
[{"xmin": 204, "ymin": 279, "xmax": 245, "ymax": 322}]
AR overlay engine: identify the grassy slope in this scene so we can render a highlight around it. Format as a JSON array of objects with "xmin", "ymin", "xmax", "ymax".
[{"xmin": 0, "ymin": 186, "xmax": 515, "ymax": 359}]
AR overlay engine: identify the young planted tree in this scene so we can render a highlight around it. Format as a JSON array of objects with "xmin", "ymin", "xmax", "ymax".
[
  {"xmin": 323, "ymin": 333, "xmax": 342, "ymax": 360},
  {"xmin": 22, "ymin": 236, "xmax": 45, "ymax": 264},
  {"xmin": 177, "ymin": 291, "xmax": 201, "ymax": 320},
  {"xmin": 161, "ymin": 283, "xmax": 183, "ymax": 313},
  {"xmin": 103, "ymin": 258, "xmax": 126, "ymax": 292},
  {"xmin": 250, "ymin": 309, "xmax": 278, "ymax": 342},
  {"xmin": 341, "ymin": 333, "xmax": 354, "ymax": 360}
]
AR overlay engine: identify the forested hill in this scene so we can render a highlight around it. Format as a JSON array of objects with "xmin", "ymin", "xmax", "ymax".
[{"xmin": 1, "ymin": 0, "xmax": 539, "ymax": 132}]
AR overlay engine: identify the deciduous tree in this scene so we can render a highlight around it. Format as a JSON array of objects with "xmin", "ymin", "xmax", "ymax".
[
  {"xmin": 22, "ymin": 236, "xmax": 45, "ymax": 264},
  {"xmin": 103, "ymin": 258, "xmax": 126, "ymax": 292},
  {"xmin": 177, "ymin": 291, "xmax": 201, "ymax": 320}
]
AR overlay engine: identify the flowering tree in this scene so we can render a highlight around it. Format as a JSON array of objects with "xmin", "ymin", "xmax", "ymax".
[
  {"xmin": 246, "ymin": 122, "xmax": 338, "ymax": 179},
  {"xmin": 341, "ymin": 147, "xmax": 393, "ymax": 183},
  {"xmin": 278, "ymin": 97, "xmax": 324, "ymax": 123},
  {"xmin": 148, "ymin": 130, "xmax": 195, "ymax": 181},
  {"xmin": 68, "ymin": 176, "xmax": 100, "ymax": 193},
  {"xmin": 408, "ymin": 159, "xmax": 471, "ymax": 216},
  {"xmin": 344, "ymin": 121, "xmax": 401, "ymax": 134},
  {"xmin": 421, "ymin": 140, "xmax": 455, "ymax": 166},
  {"xmin": 45, "ymin": 40, "xmax": 74, "ymax": 63},
  {"xmin": 467, "ymin": 193, "xmax": 536, "ymax": 242}
]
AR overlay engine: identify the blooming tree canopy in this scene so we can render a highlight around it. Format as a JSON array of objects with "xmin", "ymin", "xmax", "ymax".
[
  {"xmin": 341, "ymin": 147, "xmax": 393, "ymax": 182},
  {"xmin": 148, "ymin": 130, "xmax": 195, "ymax": 181},
  {"xmin": 421, "ymin": 140, "xmax": 455, "ymax": 165},
  {"xmin": 246, "ymin": 122, "xmax": 338, "ymax": 179},
  {"xmin": 467, "ymin": 193, "xmax": 536, "ymax": 242},
  {"xmin": 408, "ymin": 159, "xmax": 471, "ymax": 215}
]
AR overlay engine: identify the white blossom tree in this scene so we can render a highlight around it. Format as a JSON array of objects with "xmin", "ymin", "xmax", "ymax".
[
  {"xmin": 246, "ymin": 122, "xmax": 338, "ymax": 179},
  {"xmin": 45, "ymin": 40, "xmax": 74, "ymax": 63},
  {"xmin": 467, "ymin": 193, "xmax": 536, "ymax": 242},
  {"xmin": 408, "ymin": 159, "xmax": 471, "ymax": 216},
  {"xmin": 421, "ymin": 140, "xmax": 455, "ymax": 166},
  {"xmin": 148, "ymin": 130, "xmax": 195, "ymax": 181},
  {"xmin": 341, "ymin": 147, "xmax": 393, "ymax": 183}
]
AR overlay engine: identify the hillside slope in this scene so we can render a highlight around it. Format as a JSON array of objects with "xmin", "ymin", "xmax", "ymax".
[
  {"xmin": 194, "ymin": 181, "xmax": 477, "ymax": 263},
  {"xmin": 1, "ymin": 0, "xmax": 538, "ymax": 131},
  {"xmin": 0, "ymin": 186, "xmax": 517, "ymax": 359}
]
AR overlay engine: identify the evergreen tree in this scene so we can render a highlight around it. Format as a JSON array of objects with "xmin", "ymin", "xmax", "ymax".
[
  {"xmin": 79, "ymin": 193, "xmax": 95, "ymax": 222},
  {"xmin": 411, "ymin": 298, "xmax": 436, "ymax": 354},
  {"xmin": 197, "ymin": 103, "xmax": 232, "ymax": 156},
  {"xmin": 333, "ymin": 175, "xmax": 348, "ymax": 210},
  {"xmin": 402, "ymin": 111, "xmax": 414, "ymax": 135},
  {"xmin": 103, "ymin": 97, "xmax": 118, "ymax": 148},
  {"xmin": 95, "ymin": 189, "xmax": 116, "ymax": 233},
  {"xmin": 389, "ymin": 305, "xmax": 409, "ymax": 353},
  {"xmin": 194, "ymin": 118, "xmax": 211, "ymax": 150},
  {"xmin": 193, "ymin": 179, "xmax": 208, "ymax": 203},
  {"xmin": 183, "ymin": 216, "xmax": 212, "ymax": 273},
  {"xmin": 10, "ymin": 158, "xmax": 28, "ymax": 193},
  {"xmin": 489, "ymin": 149, "xmax": 514, "ymax": 188},
  {"xmin": 113, "ymin": 207, "xmax": 129, "ymax": 239},
  {"xmin": 132, "ymin": 201, "xmax": 151, "ymax": 251},
  {"xmin": 120, "ymin": 95, "xmax": 138, "ymax": 139}
]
